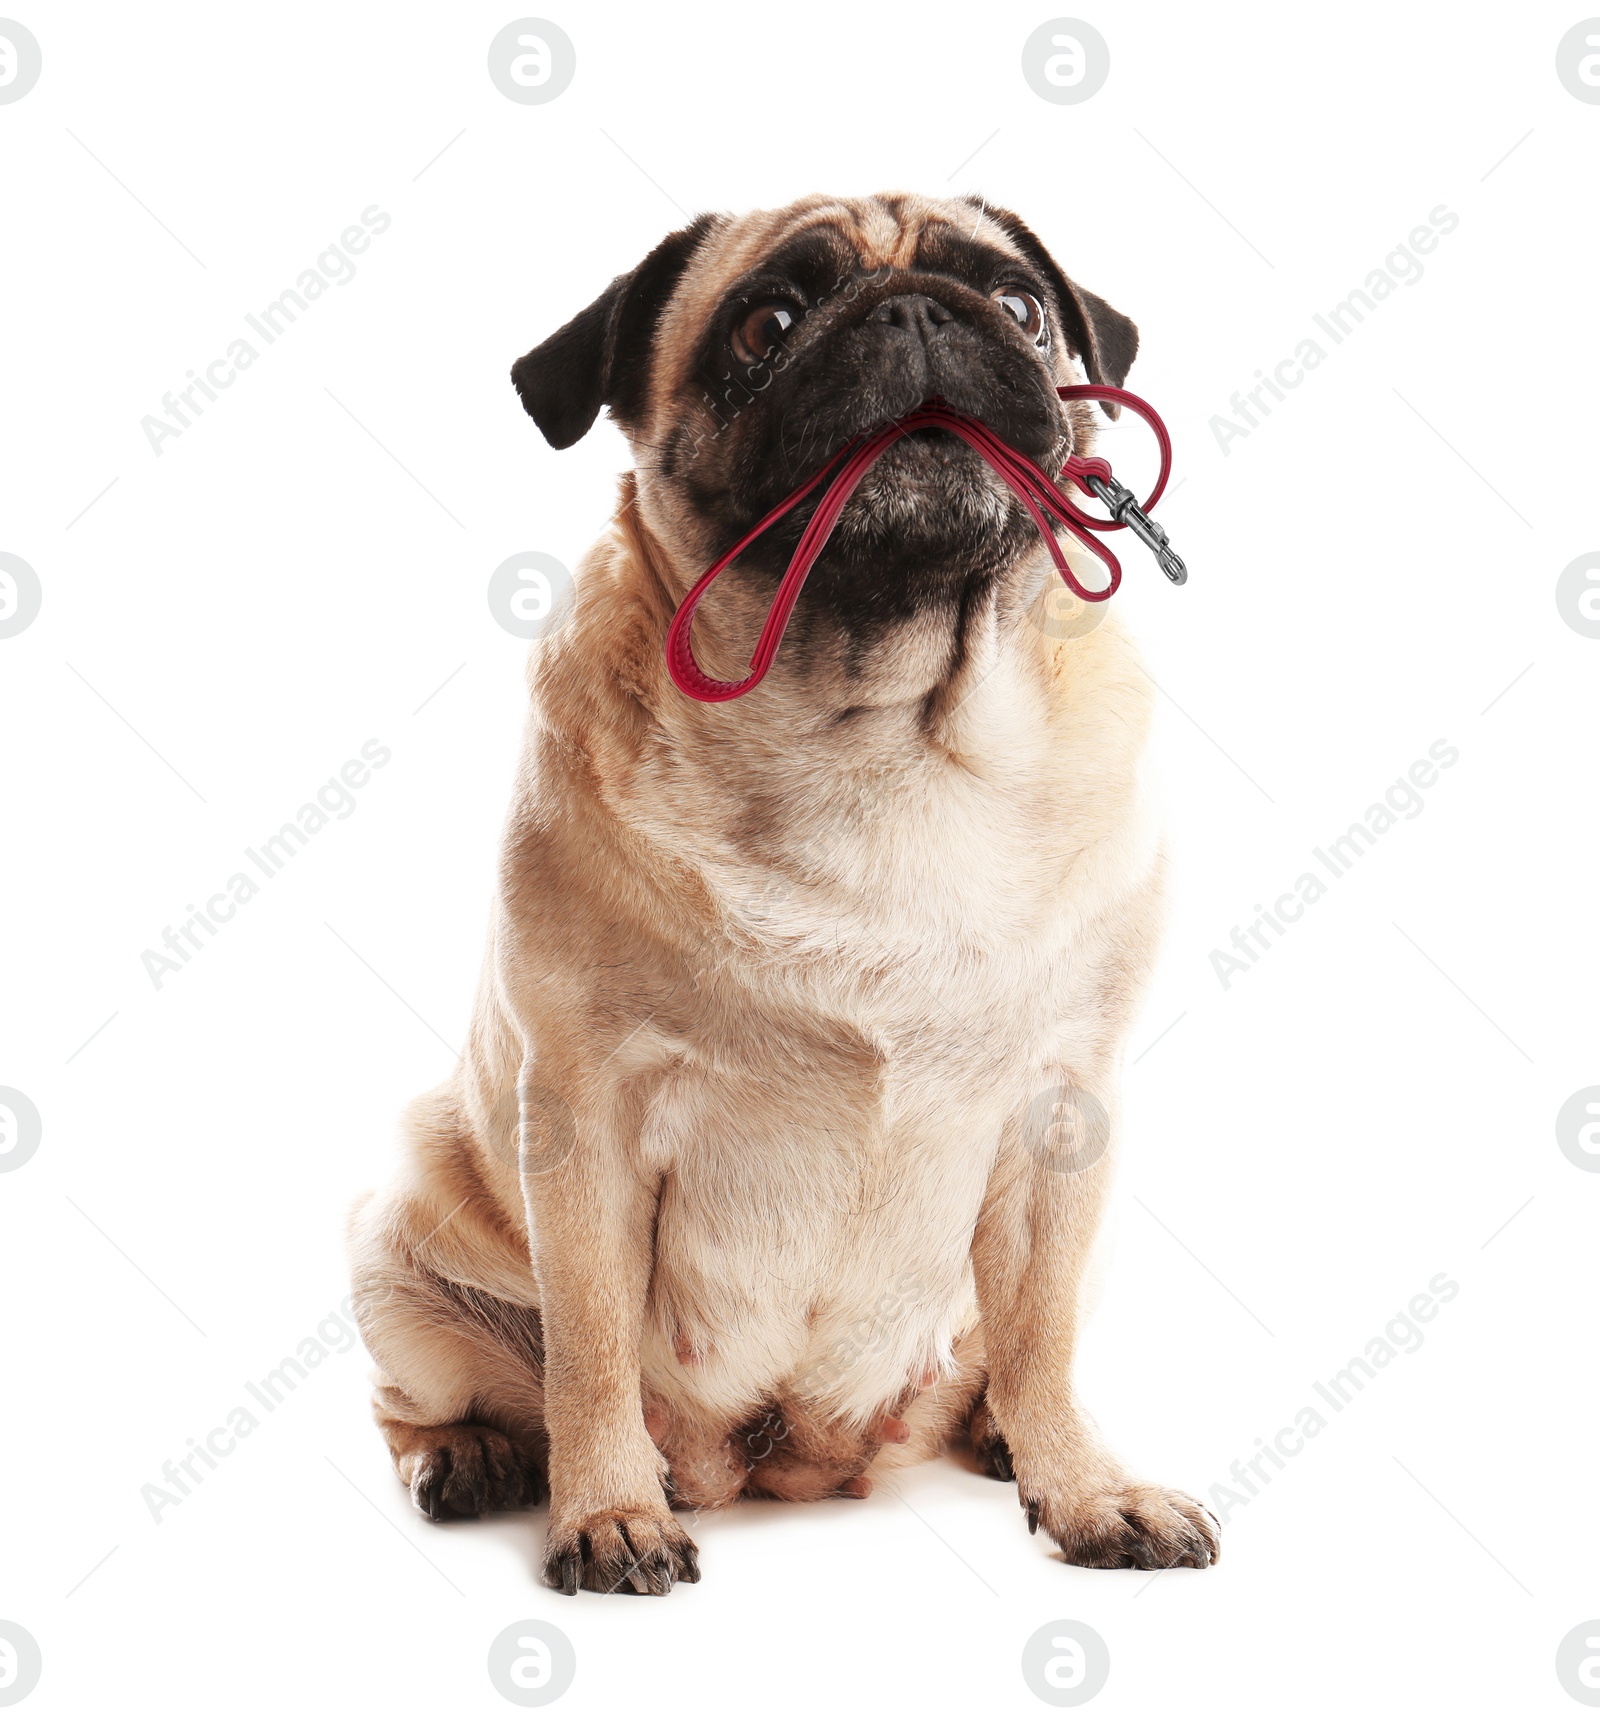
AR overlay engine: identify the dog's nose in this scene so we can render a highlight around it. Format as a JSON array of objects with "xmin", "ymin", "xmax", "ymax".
[{"xmin": 869, "ymin": 293, "xmax": 955, "ymax": 338}]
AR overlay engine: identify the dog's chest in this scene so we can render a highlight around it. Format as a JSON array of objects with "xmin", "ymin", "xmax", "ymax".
[{"xmin": 643, "ymin": 724, "xmax": 1142, "ymax": 1421}]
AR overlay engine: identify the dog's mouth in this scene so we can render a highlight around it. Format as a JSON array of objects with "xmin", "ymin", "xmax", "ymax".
[
  {"xmin": 886, "ymin": 425, "xmax": 967, "ymax": 465},
  {"xmin": 703, "ymin": 404, "xmax": 1056, "ymax": 585},
  {"xmin": 854, "ymin": 407, "xmax": 1057, "ymax": 484},
  {"xmin": 814, "ymin": 418, "xmax": 1029, "ymax": 557},
  {"xmin": 814, "ymin": 393, "xmax": 1069, "ymax": 513},
  {"xmin": 866, "ymin": 424, "xmax": 970, "ymax": 473},
  {"xmin": 839, "ymin": 422, "xmax": 1009, "ymax": 510}
]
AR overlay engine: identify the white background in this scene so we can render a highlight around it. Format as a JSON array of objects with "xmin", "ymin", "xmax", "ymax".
[{"xmin": 2, "ymin": 1, "xmax": 1597, "ymax": 1721}]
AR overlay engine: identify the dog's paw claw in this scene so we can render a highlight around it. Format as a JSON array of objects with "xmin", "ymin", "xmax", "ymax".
[
  {"xmin": 1027, "ymin": 1481, "xmax": 1220, "ymax": 1571},
  {"xmin": 970, "ymin": 1394, "xmax": 1017, "ymax": 1483},
  {"xmin": 543, "ymin": 1506, "xmax": 699, "ymax": 1595},
  {"xmin": 977, "ymin": 1433, "xmax": 1016, "ymax": 1482},
  {"xmin": 402, "ymin": 1424, "xmax": 544, "ymax": 1522}
]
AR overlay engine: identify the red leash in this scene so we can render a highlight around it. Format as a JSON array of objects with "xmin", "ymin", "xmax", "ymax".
[{"xmin": 664, "ymin": 384, "xmax": 1187, "ymax": 703}]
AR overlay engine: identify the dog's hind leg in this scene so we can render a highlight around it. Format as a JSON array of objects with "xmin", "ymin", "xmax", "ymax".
[{"xmin": 350, "ymin": 1211, "xmax": 549, "ymax": 1521}]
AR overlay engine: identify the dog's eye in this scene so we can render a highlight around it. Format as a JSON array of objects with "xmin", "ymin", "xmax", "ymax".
[
  {"xmin": 995, "ymin": 289, "xmax": 1047, "ymax": 345},
  {"xmin": 732, "ymin": 302, "xmax": 796, "ymax": 365}
]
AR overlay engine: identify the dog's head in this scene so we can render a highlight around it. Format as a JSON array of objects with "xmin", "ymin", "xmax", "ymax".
[{"xmin": 511, "ymin": 193, "xmax": 1136, "ymax": 642}]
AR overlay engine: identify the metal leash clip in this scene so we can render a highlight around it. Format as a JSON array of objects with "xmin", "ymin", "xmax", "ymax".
[{"xmin": 1081, "ymin": 473, "xmax": 1188, "ymax": 586}]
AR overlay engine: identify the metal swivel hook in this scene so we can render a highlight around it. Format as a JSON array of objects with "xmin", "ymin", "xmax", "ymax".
[{"xmin": 1082, "ymin": 473, "xmax": 1188, "ymax": 586}]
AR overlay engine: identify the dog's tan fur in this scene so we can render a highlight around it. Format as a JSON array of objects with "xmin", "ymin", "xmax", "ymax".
[{"xmin": 348, "ymin": 193, "xmax": 1217, "ymax": 1592}]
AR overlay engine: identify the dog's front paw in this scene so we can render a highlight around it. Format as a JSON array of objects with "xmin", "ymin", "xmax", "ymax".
[
  {"xmin": 1021, "ymin": 1475, "xmax": 1219, "ymax": 1571},
  {"xmin": 543, "ymin": 1505, "xmax": 700, "ymax": 1596}
]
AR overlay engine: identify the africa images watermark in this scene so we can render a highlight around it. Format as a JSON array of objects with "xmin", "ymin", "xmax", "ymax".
[
  {"xmin": 788, "ymin": 1272, "xmax": 932, "ymax": 1404},
  {"xmin": 1211, "ymin": 739, "xmax": 1458, "ymax": 989},
  {"xmin": 1210, "ymin": 205, "xmax": 1460, "ymax": 455},
  {"xmin": 140, "ymin": 740, "xmax": 391, "ymax": 989},
  {"xmin": 140, "ymin": 205, "xmax": 392, "ymax": 456},
  {"xmin": 140, "ymin": 1298, "xmax": 363, "ymax": 1522},
  {"xmin": 1207, "ymin": 1272, "xmax": 1459, "ymax": 1525}
]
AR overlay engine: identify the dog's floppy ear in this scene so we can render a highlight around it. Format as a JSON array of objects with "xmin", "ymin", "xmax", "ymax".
[
  {"xmin": 971, "ymin": 200, "xmax": 1138, "ymax": 416},
  {"xmin": 511, "ymin": 213, "xmax": 722, "ymax": 449}
]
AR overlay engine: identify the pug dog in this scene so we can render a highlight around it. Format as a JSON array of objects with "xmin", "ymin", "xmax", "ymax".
[{"xmin": 347, "ymin": 191, "xmax": 1219, "ymax": 1594}]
